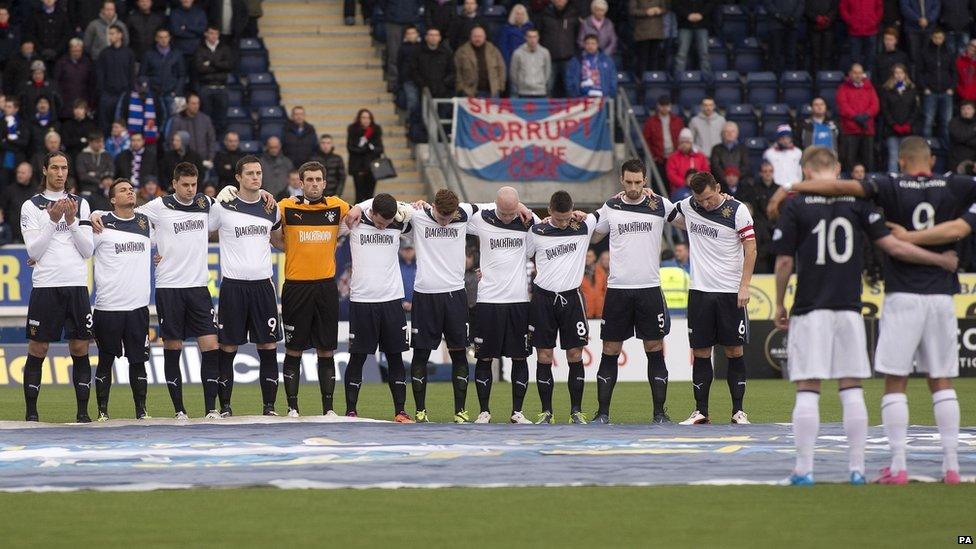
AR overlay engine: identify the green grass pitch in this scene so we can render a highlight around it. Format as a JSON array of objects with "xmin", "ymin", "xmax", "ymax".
[{"xmin": 0, "ymin": 379, "xmax": 973, "ymax": 548}]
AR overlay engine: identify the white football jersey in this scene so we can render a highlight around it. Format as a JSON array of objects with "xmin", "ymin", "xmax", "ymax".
[
  {"xmin": 595, "ymin": 194, "xmax": 675, "ymax": 289},
  {"xmin": 93, "ymin": 212, "xmax": 153, "ymax": 310},
  {"xmin": 349, "ymin": 208, "xmax": 412, "ymax": 302},
  {"xmin": 526, "ymin": 213, "xmax": 600, "ymax": 293},
  {"xmin": 211, "ymin": 196, "xmax": 281, "ymax": 281},
  {"xmin": 468, "ymin": 205, "xmax": 538, "ymax": 303},
  {"xmin": 20, "ymin": 191, "xmax": 93, "ymax": 287},
  {"xmin": 410, "ymin": 203, "xmax": 476, "ymax": 294},
  {"xmin": 669, "ymin": 197, "xmax": 754, "ymax": 293},
  {"xmin": 137, "ymin": 194, "xmax": 218, "ymax": 288}
]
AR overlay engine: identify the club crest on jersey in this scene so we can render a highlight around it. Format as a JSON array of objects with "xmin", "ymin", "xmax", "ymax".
[
  {"xmin": 452, "ymin": 211, "xmax": 462, "ymax": 221},
  {"xmin": 569, "ymin": 220, "xmax": 581, "ymax": 230},
  {"xmin": 647, "ymin": 196, "xmax": 659, "ymax": 209},
  {"xmin": 721, "ymin": 205, "xmax": 733, "ymax": 218},
  {"xmin": 196, "ymin": 196, "xmax": 207, "ymax": 209},
  {"xmin": 326, "ymin": 210, "xmax": 337, "ymax": 223},
  {"xmin": 137, "ymin": 217, "xmax": 147, "ymax": 230}
]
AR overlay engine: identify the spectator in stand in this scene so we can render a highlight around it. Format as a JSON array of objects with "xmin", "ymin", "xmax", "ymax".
[
  {"xmin": 115, "ymin": 132, "xmax": 158, "ymax": 187},
  {"xmin": 30, "ymin": 130, "xmax": 62, "ymax": 183},
  {"xmin": 643, "ymin": 95, "xmax": 684, "ymax": 175},
  {"xmin": 0, "ymin": 162, "xmax": 35, "ymax": 242},
  {"xmin": 900, "ymin": 0, "xmax": 939, "ymax": 71},
  {"xmin": 19, "ymin": 60, "xmax": 61, "ymax": 119},
  {"xmin": 806, "ymin": 0, "xmax": 837, "ymax": 74},
  {"xmin": 629, "ymin": 0, "xmax": 668, "ymax": 73},
  {"xmin": 0, "ymin": 6, "xmax": 20, "ymax": 69},
  {"xmin": 84, "ymin": 1, "xmax": 129, "ymax": 61},
  {"xmin": 347, "ymin": 108, "xmax": 384, "ymax": 203},
  {"xmin": 244, "ymin": 0, "xmax": 265, "ymax": 37},
  {"xmin": 738, "ymin": 159, "xmax": 778, "ymax": 273},
  {"xmin": 710, "ymin": 121, "xmax": 749, "ymax": 189},
  {"xmin": 61, "ymin": 99, "xmax": 99, "ymax": 158},
  {"xmin": 666, "ymin": 128, "xmax": 709, "ymax": 194},
  {"xmin": 309, "ymin": 134, "xmax": 347, "ymax": 197},
  {"xmin": 105, "ymin": 120, "xmax": 131, "ymax": 158},
  {"xmin": 166, "ymin": 93, "xmax": 217, "ymax": 163},
  {"xmin": 160, "ymin": 131, "xmax": 203, "ymax": 188},
  {"xmin": 397, "ymin": 25, "xmax": 422, "ymax": 129},
  {"xmin": 673, "ymin": 0, "xmax": 713, "ymax": 74},
  {"xmin": 85, "ymin": 175, "xmax": 114, "ymax": 212},
  {"xmin": 920, "ymin": 28, "xmax": 955, "ymax": 143},
  {"xmin": 449, "ymin": 0, "xmax": 487, "ymax": 50},
  {"xmin": 455, "ymin": 26, "xmax": 506, "ymax": 98},
  {"xmin": 213, "ymin": 131, "xmax": 243, "ymax": 187},
  {"xmin": 764, "ymin": 0, "xmax": 803, "ymax": 72},
  {"xmin": 0, "ymin": 97, "xmax": 31, "ymax": 187},
  {"xmin": 510, "ymin": 29, "xmax": 551, "ymax": 98},
  {"xmin": 194, "ymin": 25, "xmax": 234, "ymax": 135},
  {"xmin": 763, "ymin": 124, "xmax": 803, "ymax": 186},
  {"xmin": 282, "ymin": 106, "xmax": 318, "ymax": 166},
  {"xmin": 689, "ymin": 97, "xmax": 725, "ymax": 155},
  {"xmin": 170, "ymin": 0, "xmax": 207, "ymax": 61},
  {"xmin": 566, "ymin": 34, "xmax": 617, "ymax": 98},
  {"xmin": 4, "ymin": 41, "xmax": 36, "ymax": 98},
  {"xmin": 140, "ymin": 28, "xmax": 186, "ymax": 122},
  {"xmin": 400, "ymin": 244, "xmax": 417, "ymax": 312},
  {"xmin": 28, "ymin": 0, "xmax": 71, "ymax": 64},
  {"xmin": 836, "ymin": 63, "xmax": 880, "ymax": 170},
  {"xmin": 259, "ymin": 135, "xmax": 293, "ymax": 198},
  {"xmin": 95, "ymin": 25, "xmax": 135, "ymax": 134},
  {"xmin": 949, "ymin": 101, "xmax": 976, "ymax": 170},
  {"xmin": 126, "ymin": 0, "xmax": 166, "ymax": 60},
  {"xmin": 668, "ymin": 242, "xmax": 691, "ymax": 272},
  {"xmin": 497, "ymin": 4, "xmax": 533, "ymax": 66},
  {"xmin": 539, "ymin": 0, "xmax": 580, "ymax": 97},
  {"xmin": 841, "ymin": 0, "xmax": 883, "ymax": 75},
  {"xmin": 29, "ymin": 97, "xmax": 59, "ymax": 150},
  {"xmin": 278, "ymin": 169, "xmax": 302, "ymax": 200},
  {"xmin": 799, "ymin": 97, "xmax": 840, "ymax": 152},
  {"xmin": 939, "ymin": 0, "xmax": 973, "ymax": 54},
  {"xmin": 723, "ymin": 166, "xmax": 743, "ymax": 195},
  {"xmin": 578, "ymin": 0, "xmax": 617, "ymax": 57},
  {"xmin": 955, "ymin": 39, "xmax": 976, "ymax": 102},
  {"xmin": 138, "ymin": 177, "xmax": 163, "ymax": 206},
  {"xmin": 876, "ymin": 27, "xmax": 910, "ymax": 83},
  {"xmin": 208, "ymin": 0, "xmax": 249, "ymax": 46},
  {"xmin": 881, "ymin": 63, "xmax": 920, "ymax": 171},
  {"xmin": 76, "ymin": 132, "xmax": 115, "ymax": 194},
  {"xmin": 424, "ymin": 0, "xmax": 457, "ymax": 36},
  {"xmin": 850, "ymin": 162, "xmax": 867, "ymax": 181},
  {"xmin": 415, "ymin": 27, "xmax": 455, "ymax": 100},
  {"xmin": 70, "ymin": 1, "xmax": 106, "ymax": 35},
  {"xmin": 580, "ymin": 249, "xmax": 607, "ymax": 319},
  {"xmin": 381, "ymin": 0, "xmax": 421, "ymax": 91},
  {"xmin": 53, "ymin": 39, "xmax": 94, "ymax": 121}
]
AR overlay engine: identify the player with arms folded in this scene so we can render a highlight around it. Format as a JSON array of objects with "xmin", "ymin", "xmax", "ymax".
[{"xmin": 771, "ymin": 147, "xmax": 958, "ymax": 486}]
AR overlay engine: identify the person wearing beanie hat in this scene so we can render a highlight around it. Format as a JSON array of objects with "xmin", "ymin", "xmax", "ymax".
[
  {"xmin": 762, "ymin": 124, "xmax": 803, "ymax": 186},
  {"xmin": 723, "ymin": 166, "xmax": 742, "ymax": 194},
  {"xmin": 666, "ymin": 127, "xmax": 710, "ymax": 194}
]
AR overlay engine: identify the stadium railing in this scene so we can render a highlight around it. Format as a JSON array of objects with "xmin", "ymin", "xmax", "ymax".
[{"xmin": 421, "ymin": 89, "xmax": 468, "ymax": 203}]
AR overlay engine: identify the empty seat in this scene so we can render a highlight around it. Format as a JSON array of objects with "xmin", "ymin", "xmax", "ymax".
[
  {"xmin": 227, "ymin": 87, "xmax": 244, "ymax": 107},
  {"xmin": 746, "ymin": 71, "xmax": 778, "ymax": 106},
  {"xmin": 721, "ymin": 5, "xmax": 749, "ymax": 44},
  {"xmin": 761, "ymin": 103, "xmax": 792, "ymax": 138},
  {"xmin": 754, "ymin": 6, "xmax": 772, "ymax": 42},
  {"xmin": 927, "ymin": 138, "xmax": 947, "ymax": 172},
  {"xmin": 246, "ymin": 72, "xmax": 279, "ymax": 107},
  {"xmin": 259, "ymin": 121, "xmax": 285, "ymax": 140},
  {"xmin": 708, "ymin": 37, "xmax": 729, "ymax": 72},
  {"xmin": 816, "ymin": 71, "xmax": 844, "ymax": 112},
  {"xmin": 677, "ymin": 71, "xmax": 707, "ymax": 111},
  {"xmin": 745, "ymin": 137, "xmax": 769, "ymax": 172},
  {"xmin": 713, "ymin": 71, "xmax": 742, "ymax": 108},
  {"xmin": 238, "ymin": 50, "xmax": 269, "ymax": 74},
  {"xmin": 239, "ymin": 140, "xmax": 262, "ymax": 154},
  {"xmin": 733, "ymin": 38, "xmax": 763, "ymax": 73},
  {"xmin": 780, "ymin": 71, "xmax": 814, "ymax": 110},
  {"xmin": 257, "ymin": 105, "xmax": 286, "ymax": 121},
  {"xmin": 642, "ymin": 71, "xmax": 672, "ymax": 108},
  {"xmin": 726, "ymin": 103, "xmax": 758, "ymax": 138},
  {"xmin": 225, "ymin": 106, "xmax": 253, "ymax": 139}
]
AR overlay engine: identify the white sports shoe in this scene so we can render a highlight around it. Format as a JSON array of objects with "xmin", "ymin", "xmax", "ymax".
[
  {"xmin": 205, "ymin": 410, "xmax": 222, "ymax": 420},
  {"xmin": 174, "ymin": 411, "xmax": 189, "ymax": 421},
  {"xmin": 679, "ymin": 410, "xmax": 710, "ymax": 425},
  {"xmin": 475, "ymin": 411, "xmax": 491, "ymax": 424},
  {"xmin": 731, "ymin": 410, "xmax": 751, "ymax": 424},
  {"xmin": 510, "ymin": 411, "xmax": 533, "ymax": 424},
  {"xmin": 324, "ymin": 410, "xmax": 339, "ymax": 418},
  {"xmin": 287, "ymin": 408, "xmax": 300, "ymax": 418}
]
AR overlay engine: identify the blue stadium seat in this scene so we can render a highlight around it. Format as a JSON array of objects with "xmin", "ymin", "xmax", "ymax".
[
  {"xmin": 257, "ymin": 105, "xmax": 286, "ymax": 121},
  {"xmin": 629, "ymin": 104, "xmax": 648, "ymax": 121},
  {"xmin": 745, "ymin": 137, "xmax": 768, "ymax": 172},
  {"xmin": 816, "ymin": 71, "xmax": 844, "ymax": 112},
  {"xmin": 228, "ymin": 87, "xmax": 244, "ymax": 107},
  {"xmin": 761, "ymin": 103, "xmax": 792, "ymax": 138},
  {"xmin": 726, "ymin": 103, "xmax": 758, "ymax": 138},
  {"xmin": 712, "ymin": 71, "xmax": 742, "ymax": 109},
  {"xmin": 617, "ymin": 71, "xmax": 634, "ymax": 87},
  {"xmin": 676, "ymin": 71, "xmax": 707, "ymax": 111},
  {"xmin": 746, "ymin": 71, "xmax": 778, "ymax": 106},
  {"xmin": 642, "ymin": 71, "xmax": 672, "ymax": 108},
  {"xmin": 780, "ymin": 71, "xmax": 813, "ymax": 110},
  {"xmin": 926, "ymin": 138, "xmax": 948, "ymax": 172},
  {"xmin": 237, "ymin": 38, "xmax": 268, "ymax": 74},
  {"xmin": 259, "ymin": 121, "xmax": 285, "ymax": 140},
  {"xmin": 721, "ymin": 5, "xmax": 749, "ymax": 44},
  {"xmin": 246, "ymin": 73, "xmax": 279, "ymax": 107},
  {"xmin": 225, "ymin": 106, "xmax": 253, "ymax": 140},
  {"xmin": 708, "ymin": 37, "xmax": 728, "ymax": 72},
  {"xmin": 239, "ymin": 140, "xmax": 262, "ymax": 154},
  {"xmin": 618, "ymin": 71, "xmax": 638, "ymax": 104},
  {"xmin": 798, "ymin": 103, "xmax": 813, "ymax": 118},
  {"xmin": 733, "ymin": 38, "xmax": 763, "ymax": 73},
  {"xmin": 754, "ymin": 6, "xmax": 772, "ymax": 42}
]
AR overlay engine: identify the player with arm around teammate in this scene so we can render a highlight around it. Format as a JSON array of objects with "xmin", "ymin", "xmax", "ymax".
[{"xmin": 771, "ymin": 147, "xmax": 959, "ymax": 486}]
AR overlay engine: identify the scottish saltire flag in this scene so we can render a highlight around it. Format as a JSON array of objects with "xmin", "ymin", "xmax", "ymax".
[{"xmin": 452, "ymin": 98, "xmax": 613, "ymax": 181}]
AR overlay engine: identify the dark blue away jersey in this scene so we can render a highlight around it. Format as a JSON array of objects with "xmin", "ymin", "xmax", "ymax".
[
  {"xmin": 772, "ymin": 194, "xmax": 889, "ymax": 316},
  {"xmin": 861, "ymin": 173, "xmax": 976, "ymax": 295}
]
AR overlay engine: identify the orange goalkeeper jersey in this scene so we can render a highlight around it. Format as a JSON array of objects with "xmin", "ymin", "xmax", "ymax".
[{"xmin": 278, "ymin": 195, "xmax": 350, "ymax": 281}]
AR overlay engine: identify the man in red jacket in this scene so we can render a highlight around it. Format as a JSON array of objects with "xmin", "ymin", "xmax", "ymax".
[
  {"xmin": 836, "ymin": 63, "xmax": 880, "ymax": 171},
  {"xmin": 840, "ymin": 0, "xmax": 883, "ymax": 74},
  {"xmin": 956, "ymin": 39, "xmax": 976, "ymax": 102},
  {"xmin": 642, "ymin": 95, "xmax": 684, "ymax": 176},
  {"xmin": 665, "ymin": 128, "xmax": 709, "ymax": 195}
]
